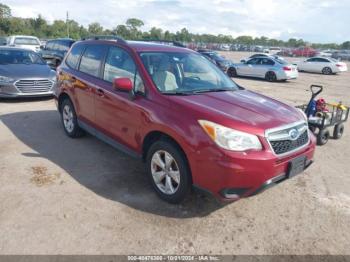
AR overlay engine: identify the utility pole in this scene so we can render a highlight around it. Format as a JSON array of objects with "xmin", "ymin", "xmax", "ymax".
[{"xmin": 66, "ymin": 11, "xmax": 69, "ymax": 38}]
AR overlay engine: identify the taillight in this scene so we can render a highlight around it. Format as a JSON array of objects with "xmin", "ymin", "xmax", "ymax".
[
  {"xmin": 336, "ymin": 64, "xmax": 343, "ymax": 67},
  {"xmin": 283, "ymin": 66, "xmax": 292, "ymax": 71}
]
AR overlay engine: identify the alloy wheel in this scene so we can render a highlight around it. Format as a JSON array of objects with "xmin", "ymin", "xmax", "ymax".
[
  {"xmin": 151, "ymin": 150, "xmax": 180, "ymax": 195},
  {"xmin": 62, "ymin": 104, "xmax": 74, "ymax": 133}
]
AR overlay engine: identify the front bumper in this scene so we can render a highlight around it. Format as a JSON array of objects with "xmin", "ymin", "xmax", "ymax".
[{"xmin": 191, "ymin": 133, "xmax": 316, "ymax": 202}]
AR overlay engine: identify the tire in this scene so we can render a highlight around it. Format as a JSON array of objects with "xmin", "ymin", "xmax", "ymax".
[
  {"xmin": 227, "ymin": 67, "xmax": 237, "ymax": 77},
  {"xmin": 322, "ymin": 67, "xmax": 332, "ymax": 75},
  {"xmin": 60, "ymin": 98, "xmax": 85, "ymax": 138},
  {"xmin": 265, "ymin": 71, "xmax": 277, "ymax": 82},
  {"xmin": 317, "ymin": 128, "xmax": 330, "ymax": 146},
  {"xmin": 333, "ymin": 124, "xmax": 344, "ymax": 139},
  {"xmin": 146, "ymin": 139, "xmax": 191, "ymax": 204}
]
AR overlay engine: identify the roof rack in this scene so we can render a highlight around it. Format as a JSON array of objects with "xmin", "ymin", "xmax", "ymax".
[
  {"xmin": 81, "ymin": 35, "xmax": 127, "ymax": 44},
  {"xmin": 141, "ymin": 40, "xmax": 186, "ymax": 48}
]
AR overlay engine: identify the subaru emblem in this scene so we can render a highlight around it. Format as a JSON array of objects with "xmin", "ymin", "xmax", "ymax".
[{"xmin": 289, "ymin": 129, "xmax": 299, "ymax": 140}]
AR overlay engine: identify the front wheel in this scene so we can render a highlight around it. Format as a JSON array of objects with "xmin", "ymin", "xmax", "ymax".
[
  {"xmin": 146, "ymin": 140, "xmax": 191, "ymax": 204},
  {"xmin": 227, "ymin": 67, "xmax": 237, "ymax": 77}
]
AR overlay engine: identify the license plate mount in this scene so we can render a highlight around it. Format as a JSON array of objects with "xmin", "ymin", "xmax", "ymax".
[{"xmin": 287, "ymin": 155, "xmax": 307, "ymax": 178}]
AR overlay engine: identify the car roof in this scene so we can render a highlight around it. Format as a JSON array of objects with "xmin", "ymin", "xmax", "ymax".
[
  {"xmin": 9, "ymin": 35, "xmax": 39, "ymax": 39},
  {"xmin": 0, "ymin": 46, "xmax": 36, "ymax": 52},
  {"xmin": 77, "ymin": 39, "xmax": 193, "ymax": 53}
]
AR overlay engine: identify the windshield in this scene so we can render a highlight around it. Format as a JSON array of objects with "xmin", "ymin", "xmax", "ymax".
[
  {"xmin": 14, "ymin": 37, "xmax": 40, "ymax": 46},
  {"xmin": 0, "ymin": 49, "xmax": 46, "ymax": 65},
  {"xmin": 139, "ymin": 52, "xmax": 238, "ymax": 94}
]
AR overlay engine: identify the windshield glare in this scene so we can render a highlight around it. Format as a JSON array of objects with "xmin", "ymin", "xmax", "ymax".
[
  {"xmin": 14, "ymin": 37, "xmax": 40, "ymax": 46},
  {"xmin": 0, "ymin": 50, "xmax": 46, "ymax": 65},
  {"xmin": 139, "ymin": 52, "xmax": 238, "ymax": 94}
]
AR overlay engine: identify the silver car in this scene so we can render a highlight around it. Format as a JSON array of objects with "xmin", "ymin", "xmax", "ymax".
[
  {"xmin": 231, "ymin": 56, "xmax": 298, "ymax": 82},
  {"xmin": 0, "ymin": 47, "xmax": 56, "ymax": 98}
]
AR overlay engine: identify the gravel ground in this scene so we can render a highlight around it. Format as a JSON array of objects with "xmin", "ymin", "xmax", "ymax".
[{"xmin": 0, "ymin": 52, "xmax": 349, "ymax": 255}]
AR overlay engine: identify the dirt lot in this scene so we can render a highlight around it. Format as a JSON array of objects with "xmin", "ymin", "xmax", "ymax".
[{"xmin": 0, "ymin": 52, "xmax": 349, "ymax": 255}]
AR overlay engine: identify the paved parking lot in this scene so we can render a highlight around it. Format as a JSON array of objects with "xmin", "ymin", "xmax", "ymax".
[{"xmin": 0, "ymin": 52, "xmax": 349, "ymax": 254}]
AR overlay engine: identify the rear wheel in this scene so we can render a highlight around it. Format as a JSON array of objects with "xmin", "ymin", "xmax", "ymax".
[
  {"xmin": 265, "ymin": 71, "xmax": 277, "ymax": 82},
  {"xmin": 322, "ymin": 67, "xmax": 332, "ymax": 75},
  {"xmin": 317, "ymin": 128, "xmax": 330, "ymax": 145},
  {"xmin": 227, "ymin": 67, "xmax": 237, "ymax": 77},
  {"xmin": 60, "ymin": 98, "xmax": 85, "ymax": 138},
  {"xmin": 333, "ymin": 124, "xmax": 344, "ymax": 139},
  {"xmin": 146, "ymin": 140, "xmax": 191, "ymax": 204}
]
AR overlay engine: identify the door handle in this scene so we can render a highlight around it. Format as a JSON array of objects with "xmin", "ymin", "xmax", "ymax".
[{"xmin": 96, "ymin": 88, "xmax": 105, "ymax": 97}]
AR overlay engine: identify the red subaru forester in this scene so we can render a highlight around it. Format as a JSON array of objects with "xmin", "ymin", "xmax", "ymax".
[{"xmin": 54, "ymin": 37, "xmax": 316, "ymax": 204}]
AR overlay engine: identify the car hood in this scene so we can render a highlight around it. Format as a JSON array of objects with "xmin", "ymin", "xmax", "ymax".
[
  {"xmin": 167, "ymin": 90, "xmax": 304, "ymax": 135},
  {"xmin": 0, "ymin": 64, "xmax": 55, "ymax": 79}
]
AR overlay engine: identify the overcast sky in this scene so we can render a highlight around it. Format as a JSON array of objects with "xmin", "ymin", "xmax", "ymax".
[{"xmin": 3, "ymin": 0, "xmax": 350, "ymax": 43}]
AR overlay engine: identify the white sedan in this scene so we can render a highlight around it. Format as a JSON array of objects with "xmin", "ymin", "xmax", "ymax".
[{"xmin": 296, "ymin": 57, "xmax": 348, "ymax": 74}]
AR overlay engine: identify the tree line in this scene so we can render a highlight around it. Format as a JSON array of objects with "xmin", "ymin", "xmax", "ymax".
[{"xmin": 1, "ymin": 3, "xmax": 349, "ymax": 50}]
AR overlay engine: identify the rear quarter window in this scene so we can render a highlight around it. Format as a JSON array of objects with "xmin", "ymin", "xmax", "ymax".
[{"xmin": 65, "ymin": 44, "xmax": 85, "ymax": 69}]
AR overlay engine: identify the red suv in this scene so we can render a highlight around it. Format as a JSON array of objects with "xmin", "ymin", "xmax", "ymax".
[{"xmin": 54, "ymin": 37, "xmax": 316, "ymax": 203}]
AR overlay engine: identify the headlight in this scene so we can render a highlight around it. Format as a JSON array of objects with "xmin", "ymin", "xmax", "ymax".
[
  {"xmin": 198, "ymin": 120, "xmax": 262, "ymax": 151},
  {"xmin": 0, "ymin": 76, "xmax": 15, "ymax": 84}
]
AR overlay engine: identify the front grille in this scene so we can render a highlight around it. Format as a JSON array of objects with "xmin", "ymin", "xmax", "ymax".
[
  {"xmin": 15, "ymin": 79, "xmax": 53, "ymax": 93},
  {"xmin": 266, "ymin": 122, "xmax": 309, "ymax": 156},
  {"xmin": 270, "ymin": 130, "xmax": 309, "ymax": 155}
]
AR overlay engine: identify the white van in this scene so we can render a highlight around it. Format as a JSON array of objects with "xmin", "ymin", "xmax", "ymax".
[{"xmin": 7, "ymin": 35, "xmax": 41, "ymax": 52}]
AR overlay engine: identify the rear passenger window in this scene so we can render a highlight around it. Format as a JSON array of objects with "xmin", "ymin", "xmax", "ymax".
[
  {"xmin": 79, "ymin": 45, "xmax": 107, "ymax": 77},
  {"xmin": 66, "ymin": 44, "xmax": 85, "ymax": 69},
  {"xmin": 261, "ymin": 58, "xmax": 274, "ymax": 65}
]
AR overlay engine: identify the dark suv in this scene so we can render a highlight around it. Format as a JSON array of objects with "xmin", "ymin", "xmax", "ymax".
[
  {"xmin": 41, "ymin": 38, "xmax": 75, "ymax": 68},
  {"xmin": 55, "ymin": 37, "xmax": 315, "ymax": 204},
  {"xmin": 197, "ymin": 50, "xmax": 236, "ymax": 77}
]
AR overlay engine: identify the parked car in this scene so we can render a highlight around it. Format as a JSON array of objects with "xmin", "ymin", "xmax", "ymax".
[
  {"xmin": 7, "ymin": 35, "xmax": 42, "ymax": 52},
  {"xmin": 268, "ymin": 47, "xmax": 282, "ymax": 55},
  {"xmin": 41, "ymin": 38, "xmax": 75, "ymax": 68},
  {"xmin": 0, "ymin": 36, "xmax": 7, "ymax": 46},
  {"xmin": 54, "ymin": 38, "xmax": 316, "ymax": 203},
  {"xmin": 0, "ymin": 47, "xmax": 56, "ymax": 98},
  {"xmin": 197, "ymin": 50, "xmax": 235, "ymax": 75},
  {"xmin": 332, "ymin": 50, "xmax": 350, "ymax": 61},
  {"xmin": 231, "ymin": 56, "xmax": 298, "ymax": 81},
  {"xmin": 292, "ymin": 47, "xmax": 317, "ymax": 57},
  {"xmin": 296, "ymin": 57, "xmax": 348, "ymax": 75},
  {"xmin": 243, "ymin": 53, "xmax": 285, "ymax": 61}
]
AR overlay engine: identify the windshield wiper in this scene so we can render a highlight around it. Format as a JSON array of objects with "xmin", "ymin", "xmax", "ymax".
[
  {"xmin": 162, "ymin": 91, "xmax": 192, "ymax": 96},
  {"xmin": 192, "ymin": 88, "xmax": 234, "ymax": 94}
]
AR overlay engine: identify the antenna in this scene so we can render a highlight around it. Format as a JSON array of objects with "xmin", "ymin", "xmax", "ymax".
[{"xmin": 66, "ymin": 11, "xmax": 69, "ymax": 38}]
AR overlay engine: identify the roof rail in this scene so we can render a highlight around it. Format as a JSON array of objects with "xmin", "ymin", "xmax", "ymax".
[
  {"xmin": 81, "ymin": 35, "xmax": 127, "ymax": 44},
  {"xmin": 141, "ymin": 39, "xmax": 186, "ymax": 48}
]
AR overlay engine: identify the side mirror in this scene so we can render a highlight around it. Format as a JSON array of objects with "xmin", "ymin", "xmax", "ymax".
[
  {"xmin": 113, "ymin": 77, "xmax": 133, "ymax": 92},
  {"xmin": 40, "ymin": 45, "xmax": 44, "ymax": 50},
  {"xmin": 240, "ymin": 59, "xmax": 246, "ymax": 63}
]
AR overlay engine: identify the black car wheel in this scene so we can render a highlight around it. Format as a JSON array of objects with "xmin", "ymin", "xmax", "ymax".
[
  {"xmin": 333, "ymin": 124, "xmax": 344, "ymax": 139},
  {"xmin": 227, "ymin": 67, "xmax": 237, "ymax": 77},
  {"xmin": 265, "ymin": 71, "xmax": 277, "ymax": 82},
  {"xmin": 322, "ymin": 67, "xmax": 332, "ymax": 75},
  {"xmin": 146, "ymin": 139, "xmax": 191, "ymax": 204}
]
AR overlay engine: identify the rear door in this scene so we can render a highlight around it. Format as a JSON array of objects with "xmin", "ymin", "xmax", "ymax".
[
  {"xmin": 259, "ymin": 58, "xmax": 275, "ymax": 77},
  {"xmin": 74, "ymin": 44, "xmax": 108, "ymax": 126}
]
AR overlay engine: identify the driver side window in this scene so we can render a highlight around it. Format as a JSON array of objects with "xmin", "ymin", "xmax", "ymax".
[{"xmin": 103, "ymin": 46, "xmax": 145, "ymax": 94}]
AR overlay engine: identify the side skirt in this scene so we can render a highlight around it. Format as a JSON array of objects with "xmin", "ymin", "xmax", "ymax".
[{"xmin": 77, "ymin": 119, "xmax": 142, "ymax": 159}]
